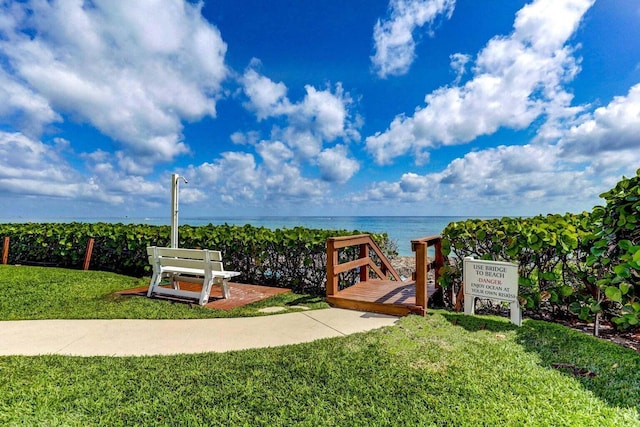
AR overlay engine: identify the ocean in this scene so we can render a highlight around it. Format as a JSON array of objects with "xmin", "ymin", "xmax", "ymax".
[
  {"xmin": 1, "ymin": 216, "xmax": 478, "ymax": 256},
  {"xmin": 185, "ymin": 216, "xmax": 468, "ymax": 256}
]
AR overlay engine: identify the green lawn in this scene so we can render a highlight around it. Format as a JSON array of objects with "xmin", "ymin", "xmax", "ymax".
[
  {"xmin": 1, "ymin": 266, "xmax": 639, "ymax": 425},
  {"xmin": 1, "ymin": 314, "xmax": 638, "ymax": 426},
  {"xmin": 0, "ymin": 265, "xmax": 327, "ymax": 320}
]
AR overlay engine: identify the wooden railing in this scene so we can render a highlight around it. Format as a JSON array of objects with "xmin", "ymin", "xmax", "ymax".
[
  {"xmin": 326, "ymin": 234, "xmax": 402, "ymax": 296},
  {"xmin": 411, "ymin": 235, "xmax": 444, "ymax": 311}
]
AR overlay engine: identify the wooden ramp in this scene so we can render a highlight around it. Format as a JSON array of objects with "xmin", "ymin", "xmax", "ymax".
[
  {"xmin": 117, "ymin": 282, "xmax": 290, "ymax": 311},
  {"xmin": 326, "ymin": 235, "xmax": 444, "ymax": 317}
]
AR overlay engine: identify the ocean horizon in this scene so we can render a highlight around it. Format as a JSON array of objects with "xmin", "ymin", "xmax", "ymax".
[{"xmin": 0, "ymin": 215, "xmax": 488, "ymax": 256}]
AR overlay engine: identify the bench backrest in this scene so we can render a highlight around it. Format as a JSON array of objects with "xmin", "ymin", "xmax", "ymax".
[
  {"xmin": 147, "ymin": 247, "xmax": 222, "ymax": 260},
  {"xmin": 147, "ymin": 247, "xmax": 225, "ymax": 271}
]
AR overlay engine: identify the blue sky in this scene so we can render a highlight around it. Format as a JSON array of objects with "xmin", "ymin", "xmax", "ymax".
[{"xmin": 1, "ymin": 0, "xmax": 639, "ymax": 219}]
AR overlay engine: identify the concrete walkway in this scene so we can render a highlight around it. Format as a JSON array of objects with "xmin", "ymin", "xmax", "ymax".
[{"xmin": 0, "ymin": 308, "xmax": 399, "ymax": 357}]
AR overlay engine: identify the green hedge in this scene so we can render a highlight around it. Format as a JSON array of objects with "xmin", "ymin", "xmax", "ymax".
[
  {"xmin": 0, "ymin": 222, "xmax": 391, "ymax": 296},
  {"xmin": 441, "ymin": 213, "xmax": 594, "ymax": 310},
  {"xmin": 587, "ymin": 169, "xmax": 640, "ymax": 328},
  {"xmin": 441, "ymin": 169, "xmax": 640, "ymax": 329}
]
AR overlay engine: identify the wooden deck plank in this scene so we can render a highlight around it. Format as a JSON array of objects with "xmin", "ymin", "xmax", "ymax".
[
  {"xmin": 327, "ymin": 280, "xmax": 438, "ymax": 316},
  {"xmin": 116, "ymin": 282, "xmax": 291, "ymax": 311},
  {"xmin": 325, "ymin": 297, "xmax": 419, "ymax": 316}
]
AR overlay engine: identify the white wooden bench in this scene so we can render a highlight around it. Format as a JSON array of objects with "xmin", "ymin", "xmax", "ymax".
[{"xmin": 146, "ymin": 246, "xmax": 241, "ymax": 305}]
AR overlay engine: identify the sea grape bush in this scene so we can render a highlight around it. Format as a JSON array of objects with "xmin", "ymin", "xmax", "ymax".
[
  {"xmin": 441, "ymin": 168, "xmax": 640, "ymax": 329},
  {"xmin": 0, "ymin": 222, "xmax": 392, "ymax": 295},
  {"xmin": 586, "ymin": 169, "xmax": 640, "ymax": 328},
  {"xmin": 441, "ymin": 213, "xmax": 593, "ymax": 313}
]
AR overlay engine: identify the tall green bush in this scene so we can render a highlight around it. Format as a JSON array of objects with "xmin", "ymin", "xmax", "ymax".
[
  {"xmin": 441, "ymin": 169, "xmax": 640, "ymax": 329},
  {"xmin": 441, "ymin": 214, "xmax": 592, "ymax": 314},
  {"xmin": 586, "ymin": 169, "xmax": 640, "ymax": 328},
  {"xmin": 0, "ymin": 222, "xmax": 392, "ymax": 295}
]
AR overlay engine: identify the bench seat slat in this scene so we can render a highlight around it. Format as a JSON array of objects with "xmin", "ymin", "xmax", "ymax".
[{"xmin": 160, "ymin": 265, "xmax": 241, "ymax": 279}]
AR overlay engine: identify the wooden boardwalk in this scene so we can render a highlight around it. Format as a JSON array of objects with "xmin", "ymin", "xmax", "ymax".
[
  {"xmin": 326, "ymin": 234, "xmax": 444, "ymax": 317},
  {"xmin": 326, "ymin": 279, "xmax": 438, "ymax": 316},
  {"xmin": 117, "ymin": 282, "xmax": 290, "ymax": 311}
]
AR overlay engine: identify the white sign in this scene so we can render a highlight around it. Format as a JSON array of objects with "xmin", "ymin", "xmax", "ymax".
[{"xmin": 463, "ymin": 257, "xmax": 521, "ymax": 326}]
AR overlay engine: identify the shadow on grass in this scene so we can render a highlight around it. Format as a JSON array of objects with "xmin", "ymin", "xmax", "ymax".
[
  {"xmin": 440, "ymin": 311, "xmax": 519, "ymax": 333},
  {"xmin": 441, "ymin": 310, "xmax": 640, "ymax": 411},
  {"xmin": 514, "ymin": 319, "xmax": 640, "ymax": 411},
  {"xmin": 284, "ymin": 295, "xmax": 325, "ymax": 306}
]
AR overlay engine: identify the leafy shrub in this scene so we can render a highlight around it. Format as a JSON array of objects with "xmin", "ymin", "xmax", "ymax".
[
  {"xmin": 441, "ymin": 213, "xmax": 593, "ymax": 315},
  {"xmin": 0, "ymin": 222, "xmax": 392, "ymax": 296},
  {"xmin": 584, "ymin": 169, "xmax": 640, "ymax": 328},
  {"xmin": 441, "ymin": 169, "xmax": 640, "ymax": 329}
]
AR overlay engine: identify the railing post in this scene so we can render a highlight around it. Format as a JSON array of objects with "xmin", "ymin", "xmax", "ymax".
[
  {"xmin": 2, "ymin": 237, "xmax": 9, "ymax": 265},
  {"xmin": 83, "ymin": 237, "xmax": 95, "ymax": 271},
  {"xmin": 414, "ymin": 241, "xmax": 428, "ymax": 315},
  {"xmin": 326, "ymin": 238, "xmax": 338, "ymax": 296},
  {"xmin": 359, "ymin": 243, "xmax": 369, "ymax": 282}
]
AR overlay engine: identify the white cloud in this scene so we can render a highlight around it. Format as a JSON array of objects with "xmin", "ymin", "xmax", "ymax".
[
  {"xmin": 366, "ymin": 0, "xmax": 594, "ymax": 165},
  {"xmin": 351, "ymin": 142, "xmax": 603, "ymax": 215},
  {"xmin": 241, "ymin": 65, "xmax": 358, "ymax": 160},
  {"xmin": 0, "ymin": 68, "xmax": 61, "ymax": 137},
  {"xmin": 241, "ymin": 66, "xmax": 291, "ymax": 120},
  {"xmin": 354, "ymin": 73, "xmax": 640, "ymax": 215},
  {"xmin": 236, "ymin": 66, "xmax": 362, "ymax": 191},
  {"xmin": 449, "ymin": 53, "xmax": 471, "ymax": 84},
  {"xmin": 256, "ymin": 141, "xmax": 294, "ymax": 170},
  {"xmin": 398, "ymin": 173, "xmax": 430, "ymax": 194},
  {"xmin": 230, "ymin": 131, "xmax": 261, "ymax": 146},
  {"xmin": 188, "ymin": 152, "xmax": 261, "ymax": 203},
  {"xmin": 178, "ymin": 187, "xmax": 207, "ymax": 204},
  {"xmin": 559, "ymin": 83, "xmax": 640, "ymax": 171},
  {"xmin": 278, "ymin": 128, "xmax": 323, "ymax": 160},
  {"xmin": 0, "ymin": 131, "xmax": 67, "ymax": 182},
  {"xmin": 0, "ymin": 131, "xmax": 121, "ymax": 203},
  {"xmin": 0, "ymin": 131, "xmax": 185, "ymax": 210},
  {"xmin": 371, "ymin": 0, "xmax": 456, "ymax": 78},
  {"xmin": 0, "ymin": 0, "xmax": 228, "ymax": 168},
  {"xmin": 298, "ymin": 85, "xmax": 351, "ymax": 141},
  {"xmin": 186, "ymin": 147, "xmax": 326, "ymax": 206},
  {"xmin": 263, "ymin": 163, "xmax": 326, "ymax": 201},
  {"xmin": 434, "ymin": 144, "xmax": 604, "ymax": 212},
  {"xmin": 317, "ymin": 145, "xmax": 360, "ymax": 183}
]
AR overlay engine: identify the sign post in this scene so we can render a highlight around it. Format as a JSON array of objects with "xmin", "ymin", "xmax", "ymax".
[{"xmin": 463, "ymin": 257, "xmax": 521, "ymax": 326}]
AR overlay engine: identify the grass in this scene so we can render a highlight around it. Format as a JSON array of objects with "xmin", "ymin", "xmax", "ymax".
[
  {"xmin": 1, "ymin": 265, "xmax": 639, "ymax": 425},
  {"xmin": 0, "ymin": 313, "xmax": 638, "ymax": 425},
  {"xmin": 0, "ymin": 265, "xmax": 328, "ymax": 320}
]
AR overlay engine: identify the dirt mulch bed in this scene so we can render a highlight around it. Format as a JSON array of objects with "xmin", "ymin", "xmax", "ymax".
[{"xmin": 557, "ymin": 319, "xmax": 640, "ymax": 353}]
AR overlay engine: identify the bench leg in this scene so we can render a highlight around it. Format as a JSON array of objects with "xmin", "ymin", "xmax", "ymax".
[
  {"xmin": 146, "ymin": 271, "xmax": 160, "ymax": 298},
  {"xmin": 170, "ymin": 273, "xmax": 180, "ymax": 290},
  {"xmin": 199, "ymin": 278, "xmax": 212, "ymax": 305},
  {"xmin": 199, "ymin": 277, "xmax": 230, "ymax": 303},
  {"xmin": 221, "ymin": 279, "xmax": 230, "ymax": 299}
]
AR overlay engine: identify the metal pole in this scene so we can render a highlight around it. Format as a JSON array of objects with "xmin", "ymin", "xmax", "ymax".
[{"xmin": 170, "ymin": 173, "xmax": 179, "ymax": 248}]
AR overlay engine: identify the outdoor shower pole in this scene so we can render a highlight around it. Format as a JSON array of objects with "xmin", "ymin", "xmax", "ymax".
[
  {"xmin": 170, "ymin": 173, "xmax": 190, "ymax": 248},
  {"xmin": 170, "ymin": 173, "xmax": 180, "ymax": 248}
]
